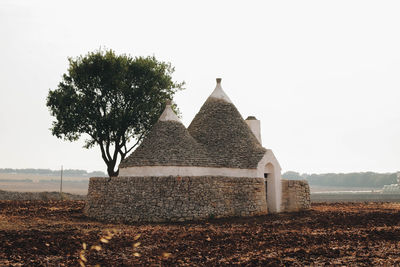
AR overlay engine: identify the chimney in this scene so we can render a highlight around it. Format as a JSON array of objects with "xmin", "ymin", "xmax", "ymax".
[{"xmin": 245, "ymin": 116, "xmax": 262, "ymax": 145}]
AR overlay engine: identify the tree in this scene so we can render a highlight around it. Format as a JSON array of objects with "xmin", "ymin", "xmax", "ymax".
[
  {"xmin": 282, "ymin": 171, "xmax": 303, "ymax": 180},
  {"xmin": 47, "ymin": 49, "xmax": 184, "ymax": 177}
]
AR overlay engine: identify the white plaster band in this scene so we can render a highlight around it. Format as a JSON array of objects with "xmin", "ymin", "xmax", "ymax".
[{"xmin": 119, "ymin": 165, "xmax": 259, "ymax": 178}]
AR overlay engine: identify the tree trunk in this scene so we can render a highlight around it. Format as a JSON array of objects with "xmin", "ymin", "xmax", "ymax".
[{"xmin": 107, "ymin": 163, "xmax": 119, "ymax": 178}]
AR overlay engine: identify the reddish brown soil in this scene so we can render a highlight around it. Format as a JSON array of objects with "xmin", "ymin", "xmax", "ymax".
[{"xmin": 1, "ymin": 201, "xmax": 400, "ymax": 266}]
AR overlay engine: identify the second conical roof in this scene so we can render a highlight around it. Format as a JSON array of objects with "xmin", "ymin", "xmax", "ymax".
[{"xmin": 188, "ymin": 80, "xmax": 266, "ymax": 169}]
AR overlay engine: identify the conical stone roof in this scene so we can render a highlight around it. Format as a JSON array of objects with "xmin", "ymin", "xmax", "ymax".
[
  {"xmin": 119, "ymin": 102, "xmax": 211, "ymax": 168},
  {"xmin": 187, "ymin": 79, "xmax": 266, "ymax": 169}
]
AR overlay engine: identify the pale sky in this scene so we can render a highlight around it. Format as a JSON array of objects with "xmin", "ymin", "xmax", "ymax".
[{"xmin": 0, "ymin": 0, "xmax": 399, "ymax": 174}]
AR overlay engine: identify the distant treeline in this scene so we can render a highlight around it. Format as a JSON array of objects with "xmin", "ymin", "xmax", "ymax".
[
  {"xmin": 1, "ymin": 168, "xmax": 397, "ymax": 187},
  {"xmin": 0, "ymin": 179, "xmax": 89, "ymax": 183},
  {"xmin": 0, "ymin": 168, "xmax": 106, "ymax": 177},
  {"xmin": 282, "ymin": 171, "xmax": 397, "ymax": 188}
]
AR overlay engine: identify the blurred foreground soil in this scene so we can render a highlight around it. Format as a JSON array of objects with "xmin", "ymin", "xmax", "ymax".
[{"xmin": 1, "ymin": 201, "xmax": 400, "ymax": 266}]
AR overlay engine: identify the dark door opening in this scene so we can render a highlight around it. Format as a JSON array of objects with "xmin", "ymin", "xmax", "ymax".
[{"xmin": 264, "ymin": 173, "xmax": 269, "ymax": 212}]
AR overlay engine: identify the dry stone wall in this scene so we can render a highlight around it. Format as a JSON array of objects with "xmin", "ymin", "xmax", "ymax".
[
  {"xmin": 85, "ymin": 176, "xmax": 267, "ymax": 223},
  {"xmin": 281, "ymin": 179, "xmax": 311, "ymax": 212}
]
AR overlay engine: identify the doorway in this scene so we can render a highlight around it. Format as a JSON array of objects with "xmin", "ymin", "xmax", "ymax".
[
  {"xmin": 264, "ymin": 163, "xmax": 276, "ymax": 212},
  {"xmin": 264, "ymin": 173, "xmax": 269, "ymax": 212}
]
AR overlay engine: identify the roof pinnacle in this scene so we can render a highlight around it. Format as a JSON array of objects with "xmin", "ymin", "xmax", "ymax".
[
  {"xmin": 159, "ymin": 99, "xmax": 181, "ymax": 122},
  {"xmin": 209, "ymin": 77, "xmax": 232, "ymax": 103}
]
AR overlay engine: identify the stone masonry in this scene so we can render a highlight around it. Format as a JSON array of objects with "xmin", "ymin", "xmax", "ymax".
[
  {"xmin": 281, "ymin": 179, "xmax": 311, "ymax": 212},
  {"xmin": 85, "ymin": 176, "xmax": 268, "ymax": 223}
]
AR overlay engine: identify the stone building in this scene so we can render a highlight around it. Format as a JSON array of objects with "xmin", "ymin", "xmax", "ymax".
[{"xmin": 85, "ymin": 78, "xmax": 310, "ymax": 223}]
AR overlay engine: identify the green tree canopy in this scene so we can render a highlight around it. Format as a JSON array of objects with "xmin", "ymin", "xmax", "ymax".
[{"xmin": 47, "ymin": 49, "xmax": 184, "ymax": 177}]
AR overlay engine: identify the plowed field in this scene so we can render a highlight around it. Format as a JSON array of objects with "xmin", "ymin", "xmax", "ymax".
[{"xmin": 1, "ymin": 201, "xmax": 400, "ymax": 266}]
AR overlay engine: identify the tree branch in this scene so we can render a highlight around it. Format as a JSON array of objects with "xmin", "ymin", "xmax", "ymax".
[
  {"xmin": 112, "ymin": 137, "xmax": 120, "ymax": 164},
  {"xmin": 126, "ymin": 132, "xmax": 146, "ymax": 154},
  {"xmin": 98, "ymin": 141, "xmax": 110, "ymax": 163},
  {"xmin": 87, "ymin": 133, "xmax": 100, "ymax": 144},
  {"xmin": 105, "ymin": 138, "xmax": 112, "ymax": 162},
  {"xmin": 121, "ymin": 134, "xmax": 127, "ymax": 154}
]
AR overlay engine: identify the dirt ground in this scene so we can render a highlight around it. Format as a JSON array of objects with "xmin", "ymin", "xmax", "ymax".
[{"xmin": 1, "ymin": 201, "xmax": 400, "ymax": 266}]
